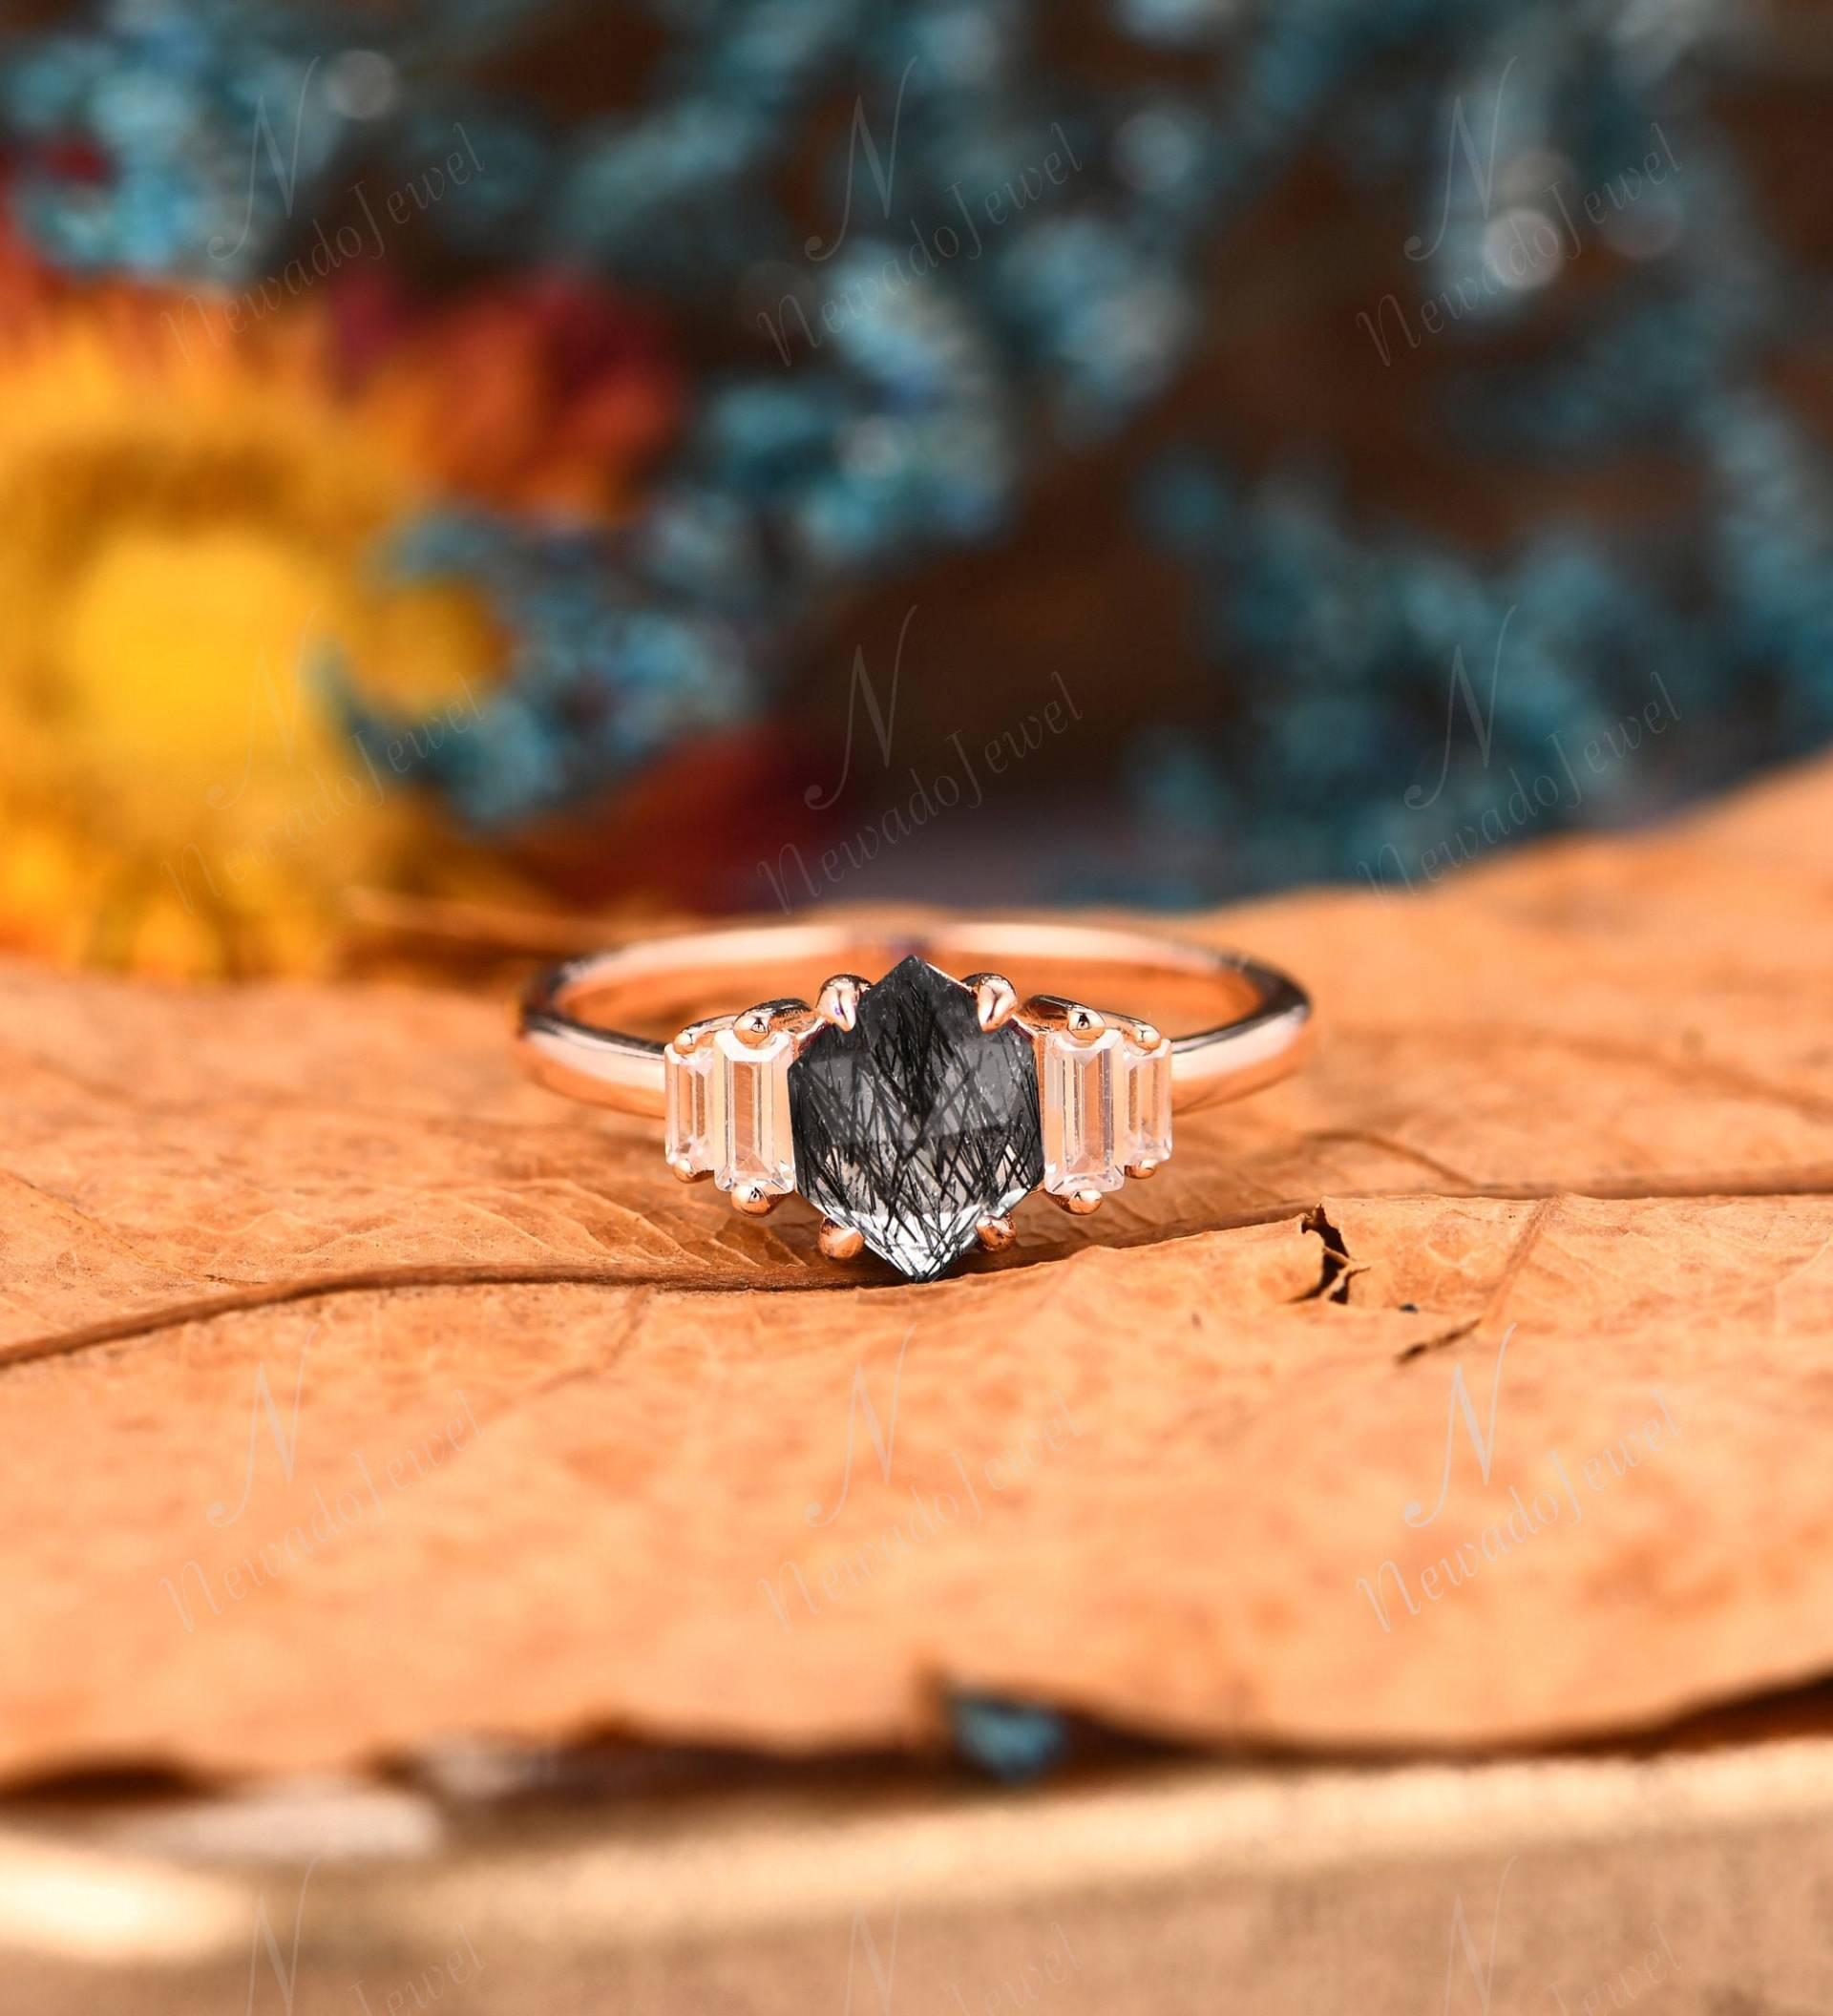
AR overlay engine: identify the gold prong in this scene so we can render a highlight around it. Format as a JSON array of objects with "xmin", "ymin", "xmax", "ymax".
[
  {"xmin": 667, "ymin": 1154, "xmax": 709, "ymax": 1184},
  {"xmin": 967, "ymin": 973, "xmax": 1019, "ymax": 1032},
  {"xmin": 729, "ymin": 998, "xmax": 819, "ymax": 1052},
  {"xmin": 1130, "ymin": 1021, "xmax": 1162, "ymax": 1053},
  {"xmin": 1124, "ymin": 1158, "xmax": 1160, "ymax": 1182},
  {"xmin": 671, "ymin": 1017, "xmax": 725, "ymax": 1054},
  {"xmin": 1065, "ymin": 1003, "xmax": 1106, "ymax": 1044},
  {"xmin": 731, "ymin": 1181, "xmax": 781, "ymax": 1217},
  {"xmin": 1022, "ymin": 994, "xmax": 1109, "ymax": 1044},
  {"xmin": 815, "ymin": 974, "xmax": 869, "ymax": 1031},
  {"xmin": 974, "ymin": 1212, "xmax": 1015, "ymax": 1251},
  {"xmin": 818, "ymin": 1217, "xmax": 865, "ymax": 1260},
  {"xmin": 1050, "ymin": 1186, "xmax": 1106, "ymax": 1216}
]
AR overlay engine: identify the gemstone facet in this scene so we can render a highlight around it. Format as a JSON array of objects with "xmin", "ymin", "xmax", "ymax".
[
  {"xmin": 1041, "ymin": 1027, "xmax": 1126, "ymax": 1197},
  {"xmin": 1041, "ymin": 1021, "xmax": 1173, "ymax": 1197},
  {"xmin": 664, "ymin": 1034, "xmax": 716, "ymax": 1177},
  {"xmin": 1121, "ymin": 1035, "xmax": 1173, "ymax": 1170},
  {"xmin": 708, "ymin": 1025, "xmax": 796, "ymax": 1197},
  {"xmin": 789, "ymin": 956, "xmax": 1043, "ymax": 1280}
]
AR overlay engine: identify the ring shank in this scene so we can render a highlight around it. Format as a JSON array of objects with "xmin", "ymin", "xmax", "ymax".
[{"xmin": 518, "ymin": 918, "xmax": 1312, "ymax": 1119}]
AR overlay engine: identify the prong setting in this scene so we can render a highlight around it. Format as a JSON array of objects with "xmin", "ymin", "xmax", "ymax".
[
  {"xmin": 1065, "ymin": 1002, "xmax": 1106, "ymax": 1044},
  {"xmin": 818, "ymin": 1217, "xmax": 865, "ymax": 1260},
  {"xmin": 967, "ymin": 972, "xmax": 1020, "ymax": 1033},
  {"xmin": 815, "ymin": 973, "xmax": 870, "ymax": 1032},
  {"xmin": 788, "ymin": 956, "xmax": 1043, "ymax": 1280},
  {"xmin": 671, "ymin": 1016, "xmax": 727, "ymax": 1056},
  {"xmin": 665, "ymin": 964, "xmax": 1177, "ymax": 1257},
  {"xmin": 1030, "ymin": 997, "xmax": 1173, "ymax": 1208},
  {"xmin": 664, "ymin": 1018, "xmax": 724, "ymax": 1183},
  {"xmin": 666, "ymin": 1006, "xmax": 800, "ymax": 1209}
]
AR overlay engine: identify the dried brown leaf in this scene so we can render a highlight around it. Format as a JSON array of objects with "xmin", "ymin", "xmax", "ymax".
[{"xmin": 2, "ymin": 758, "xmax": 1832, "ymax": 1780}]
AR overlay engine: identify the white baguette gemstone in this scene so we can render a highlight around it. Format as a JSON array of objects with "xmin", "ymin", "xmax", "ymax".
[
  {"xmin": 709, "ymin": 1026, "xmax": 796, "ymax": 1196},
  {"xmin": 1121, "ymin": 1036, "xmax": 1173, "ymax": 1168},
  {"xmin": 1041, "ymin": 1024, "xmax": 1173, "ymax": 1195},
  {"xmin": 1041, "ymin": 1028, "xmax": 1126, "ymax": 1196},
  {"xmin": 664, "ymin": 1039, "xmax": 715, "ymax": 1175}
]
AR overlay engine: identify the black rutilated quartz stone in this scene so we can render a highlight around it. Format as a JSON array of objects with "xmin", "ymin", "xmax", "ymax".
[{"xmin": 789, "ymin": 956, "xmax": 1043, "ymax": 1280}]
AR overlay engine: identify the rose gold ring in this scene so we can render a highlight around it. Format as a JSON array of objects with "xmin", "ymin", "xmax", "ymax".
[{"xmin": 516, "ymin": 916, "xmax": 1312, "ymax": 1280}]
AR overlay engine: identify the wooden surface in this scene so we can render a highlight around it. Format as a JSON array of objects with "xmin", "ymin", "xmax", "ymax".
[
  {"xmin": 7, "ymin": 1739, "xmax": 1832, "ymax": 2015},
  {"xmin": 1, "ymin": 756, "xmax": 1831, "ymax": 1783}
]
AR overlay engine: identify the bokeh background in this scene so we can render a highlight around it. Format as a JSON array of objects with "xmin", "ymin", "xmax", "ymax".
[{"xmin": 1, "ymin": 0, "xmax": 1828, "ymax": 977}]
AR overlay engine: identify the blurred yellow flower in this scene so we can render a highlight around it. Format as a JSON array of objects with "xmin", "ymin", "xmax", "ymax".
[{"xmin": 0, "ymin": 284, "xmax": 517, "ymax": 976}]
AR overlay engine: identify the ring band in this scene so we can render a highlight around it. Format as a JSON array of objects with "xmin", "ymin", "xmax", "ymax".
[{"xmin": 517, "ymin": 918, "xmax": 1313, "ymax": 1280}]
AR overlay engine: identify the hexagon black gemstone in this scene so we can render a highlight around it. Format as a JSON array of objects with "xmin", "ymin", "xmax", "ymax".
[{"xmin": 789, "ymin": 956, "xmax": 1043, "ymax": 1280}]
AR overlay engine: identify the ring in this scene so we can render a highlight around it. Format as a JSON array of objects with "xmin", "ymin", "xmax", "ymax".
[{"xmin": 517, "ymin": 918, "xmax": 1313, "ymax": 1280}]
